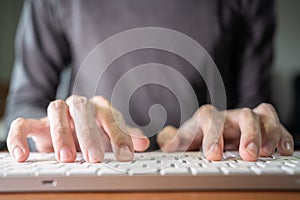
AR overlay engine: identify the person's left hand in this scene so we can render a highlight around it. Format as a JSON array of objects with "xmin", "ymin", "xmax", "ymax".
[{"xmin": 157, "ymin": 103, "xmax": 294, "ymax": 161}]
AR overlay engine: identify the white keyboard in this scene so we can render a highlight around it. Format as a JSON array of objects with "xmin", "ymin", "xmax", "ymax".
[
  {"xmin": 1, "ymin": 151, "xmax": 300, "ymax": 192},
  {"xmin": 1, "ymin": 151, "xmax": 300, "ymax": 177}
]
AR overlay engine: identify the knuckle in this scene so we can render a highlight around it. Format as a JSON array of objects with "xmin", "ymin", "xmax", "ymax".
[
  {"xmin": 258, "ymin": 103, "xmax": 276, "ymax": 114},
  {"xmin": 162, "ymin": 125, "xmax": 177, "ymax": 133},
  {"xmin": 67, "ymin": 95, "xmax": 88, "ymax": 106},
  {"xmin": 47, "ymin": 100, "xmax": 67, "ymax": 112},
  {"xmin": 51, "ymin": 126, "xmax": 70, "ymax": 136},
  {"xmin": 157, "ymin": 126, "xmax": 177, "ymax": 141},
  {"xmin": 67, "ymin": 95, "xmax": 92, "ymax": 113},
  {"xmin": 96, "ymin": 96, "xmax": 110, "ymax": 103},
  {"xmin": 195, "ymin": 104, "xmax": 216, "ymax": 117},
  {"xmin": 92, "ymin": 96, "xmax": 111, "ymax": 107},
  {"xmin": 239, "ymin": 108, "xmax": 257, "ymax": 120},
  {"xmin": 10, "ymin": 118, "xmax": 26, "ymax": 129},
  {"xmin": 255, "ymin": 104, "xmax": 281, "ymax": 135}
]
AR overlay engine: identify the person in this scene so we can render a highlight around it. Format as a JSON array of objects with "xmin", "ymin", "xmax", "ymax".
[{"xmin": 4, "ymin": 0, "xmax": 294, "ymax": 163}]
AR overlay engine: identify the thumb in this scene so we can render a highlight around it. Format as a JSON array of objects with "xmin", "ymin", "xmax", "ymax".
[{"xmin": 128, "ymin": 127, "xmax": 150, "ymax": 152}]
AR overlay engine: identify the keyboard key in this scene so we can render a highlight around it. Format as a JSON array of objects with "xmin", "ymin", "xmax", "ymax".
[
  {"xmin": 191, "ymin": 167, "xmax": 220, "ymax": 175},
  {"xmin": 98, "ymin": 167, "xmax": 127, "ymax": 175},
  {"xmin": 250, "ymin": 167, "xmax": 286, "ymax": 175},
  {"xmin": 160, "ymin": 167, "xmax": 190, "ymax": 175},
  {"xmin": 35, "ymin": 169, "xmax": 66, "ymax": 176},
  {"xmin": 220, "ymin": 167, "xmax": 253, "ymax": 175},
  {"xmin": 128, "ymin": 168, "xmax": 158, "ymax": 175},
  {"xmin": 5, "ymin": 170, "xmax": 34, "ymax": 177},
  {"xmin": 281, "ymin": 166, "xmax": 300, "ymax": 175},
  {"xmin": 67, "ymin": 168, "xmax": 98, "ymax": 176}
]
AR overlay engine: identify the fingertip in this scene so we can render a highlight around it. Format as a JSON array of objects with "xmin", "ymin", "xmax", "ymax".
[
  {"xmin": 132, "ymin": 137, "xmax": 150, "ymax": 152},
  {"xmin": 278, "ymin": 140, "xmax": 294, "ymax": 156},
  {"xmin": 86, "ymin": 146, "xmax": 104, "ymax": 163},
  {"xmin": 204, "ymin": 144, "xmax": 222, "ymax": 161},
  {"xmin": 58, "ymin": 146, "xmax": 76, "ymax": 163},
  {"xmin": 284, "ymin": 141, "xmax": 293, "ymax": 152},
  {"xmin": 261, "ymin": 141, "xmax": 276, "ymax": 157},
  {"xmin": 128, "ymin": 127, "xmax": 150, "ymax": 152},
  {"xmin": 240, "ymin": 142, "xmax": 258, "ymax": 162},
  {"xmin": 12, "ymin": 146, "xmax": 28, "ymax": 162},
  {"xmin": 278, "ymin": 126, "xmax": 294, "ymax": 156},
  {"xmin": 116, "ymin": 145, "xmax": 134, "ymax": 162}
]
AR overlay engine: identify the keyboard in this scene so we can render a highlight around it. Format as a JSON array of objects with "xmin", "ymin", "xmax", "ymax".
[{"xmin": 1, "ymin": 151, "xmax": 300, "ymax": 192}]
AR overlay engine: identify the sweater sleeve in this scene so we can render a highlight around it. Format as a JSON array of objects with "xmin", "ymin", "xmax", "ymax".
[{"xmin": 4, "ymin": 0, "xmax": 71, "ymax": 136}]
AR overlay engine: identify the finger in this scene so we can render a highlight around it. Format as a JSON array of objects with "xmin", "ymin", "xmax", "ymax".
[
  {"xmin": 157, "ymin": 105, "xmax": 224, "ymax": 160},
  {"xmin": 228, "ymin": 108, "xmax": 261, "ymax": 161},
  {"xmin": 277, "ymin": 125, "xmax": 294, "ymax": 156},
  {"xmin": 199, "ymin": 105, "xmax": 224, "ymax": 161},
  {"xmin": 157, "ymin": 126, "xmax": 180, "ymax": 152},
  {"xmin": 67, "ymin": 95, "xmax": 105, "ymax": 163},
  {"xmin": 127, "ymin": 126, "xmax": 150, "ymax": 152},
  {"xmin": 253, "ymin": 103, "xmax": 282, "ymax": 156},
  {"xmin": 7, "ymin": 118, "xmax": 49, "ymax": 162},
  {"xmin": 157, "ymin": 117, "xmax": 202, "ymax": 153},
  {"xmin": 30, "ymin": 118, "xmax": 53, "ymax": 152},
  {"xmin": 47, "ymin": 100, "xmax": 77, "ymax": 163},
  {"xmin": 91, "ymin": 96, "xmax": 134, "ymax": 161}
]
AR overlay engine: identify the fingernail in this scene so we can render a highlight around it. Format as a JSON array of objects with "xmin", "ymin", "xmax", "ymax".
[
  {"xmin": 246, "ymin": 142, "xmax": 258, "ymax": 158},
  {"xmin": 118, "ymin": 145, "xmax": 133, "ymax": 161},
  {"xmin": 13, "ymin": 146, "xmax": 24, "ymax": 161},
  {"xmin": 284, "ymin": 141, "xmax": 293, "ymax": 151},
  {"xmin": 59, "ymin": 147, "xmax": 73, "ymax": 162},
  {"xmin": 263, "ymin": 142, "xmax": 275, "ymax": 155},
  {"xmin": 88, "ymin": 146, "xmax": 103, "ymax": 163}
]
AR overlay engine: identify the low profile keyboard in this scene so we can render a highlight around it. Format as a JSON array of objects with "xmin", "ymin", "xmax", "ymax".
[{"xmin": 1, "ymin": 151, "xmax": 300, "ymax": 177}]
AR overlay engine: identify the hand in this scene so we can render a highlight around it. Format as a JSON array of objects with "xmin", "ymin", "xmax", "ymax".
[
  {"xmin": 6, "ymin": 95, "xmax": 150, "ymax": 163},
  {"xmin": 157, "ymin": 103, "xmax": 294, "ymax": 161}
]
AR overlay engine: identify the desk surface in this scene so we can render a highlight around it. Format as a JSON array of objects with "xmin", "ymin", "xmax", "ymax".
[{"xmin": 1, "ymin": 191, "xmax": 300, "ymax": 200}]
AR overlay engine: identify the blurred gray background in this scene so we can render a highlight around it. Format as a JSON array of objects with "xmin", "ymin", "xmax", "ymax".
[{"xmin": 0, "ymin": 0, "xmax": 299, "ymax": 141}]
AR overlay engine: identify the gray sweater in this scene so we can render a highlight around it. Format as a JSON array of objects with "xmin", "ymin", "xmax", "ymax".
[{"xmin": 5, "ymin": 0, "xmax": 276, "ymax": 150}]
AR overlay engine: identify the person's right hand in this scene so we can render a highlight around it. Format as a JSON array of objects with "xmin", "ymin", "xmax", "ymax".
[{"xmin": 6, "ymin": 95, "xmax": 150, "ymax": 163}]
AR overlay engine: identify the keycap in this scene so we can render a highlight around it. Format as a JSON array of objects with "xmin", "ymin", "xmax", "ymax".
[
  {"xmin": 220, "ymin": 167, "xmax": 253, "ymax": 175},
  {"xmin": 35, "ymin": 169, "xmax": 66, "ymax": 176},
  {"xmin": 160, "ymin": 167, "xmax": 190, "ymax": 175},
  {"xmin": 5, "ymin": 170, "xmax": 34, "ymax": 177},
  {"xmin": 128, "ymin": 168, "xmax": 158, "ymax": 175},
  {"xmin": 98, "ymin": 167, "xmax": 127, "ymax": 175},
  {"xmin": 190, "ymin": 167, "xmax": 220, "ymax": 175},
  {"xmin": 281, "ymin": 166, "xmax": 300, "ymax": 175},
  {"xmin": 250, "ymin": 166, "xmax": 286, "ymax": 175},
  {"xmin": 66, "ymin": 168, "xmax": 98, "ymax": 176}
]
